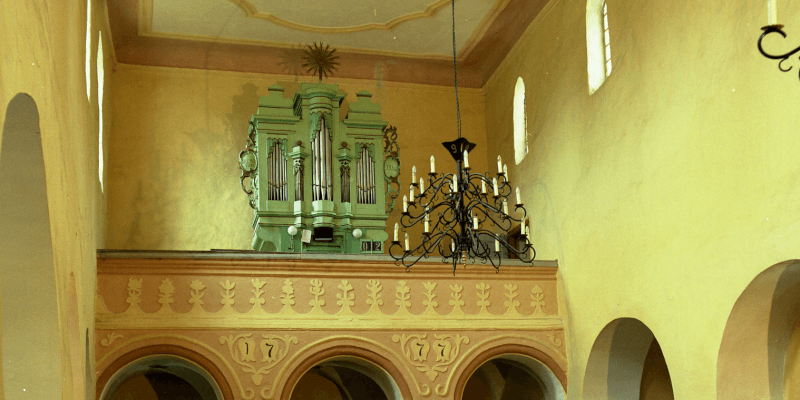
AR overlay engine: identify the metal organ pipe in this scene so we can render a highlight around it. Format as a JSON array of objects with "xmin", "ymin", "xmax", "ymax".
[
  {"xmin": 312, "ymin": 133, "xmax": 319, "ymax": 201},
  {"xmin": 269, "ymin": 144, "xmax": 275, "ymax": 200},
  {"xmin": 321, "ymin": 121, "xmax": 328, "ymax": 200},
  {"xmin": 369, "ymin": 151, "xmax": 374, "ymax": 204},
  {"xmin": 279, "ymin": 143, "xmax": 285, "ymax": 201}
]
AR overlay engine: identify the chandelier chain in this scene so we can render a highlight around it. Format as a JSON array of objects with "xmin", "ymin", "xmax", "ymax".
[{"xmin": 451, "ymin": 0, "xmax": 462, "ymax": 138}]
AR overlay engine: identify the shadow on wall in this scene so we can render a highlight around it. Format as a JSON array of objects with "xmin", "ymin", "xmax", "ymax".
[
  {"xmin": 462, "ymin": 354, "xmax": 565, "ymax": 400},
  {"xmin": 583, "ymin": 318, "xmax": 674, "ymax": 400},
  {"xmin": 290, "ymin": 357, "xmax": 396, "ymax": 400},
  {"xmin": 0, "ymin": 93, "xmax": 63, "ymax": 397},
  {"xmin": 717, "ymin": 260, "xmax": 800, "ymax": 399}
]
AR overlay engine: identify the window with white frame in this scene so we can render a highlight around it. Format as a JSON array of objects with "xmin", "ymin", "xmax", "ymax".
[
  {"xmin": 586, "ymin": 0, "xmax": 612, "ymax": 94},
  {"xmin": 513, "ymin": 77, "xmax": 528, "ymax": 165},
  {"xmin": 603, "ymin": 1, "xmax": 612, "ymax": 76}
]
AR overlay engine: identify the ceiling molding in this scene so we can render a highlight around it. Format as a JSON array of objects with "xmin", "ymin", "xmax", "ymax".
[
  {"xmin": 138, "ymin": 30, "xmax": 453, "ymax": 62},
  {"xmin": 457, "ymin": 0, "xmax": 512, "ymax": 60},
  {"xmin": 227, "ymin": 0, "xmax": 454, "ymax": 34},
  {"xmin": 108, "ymin": 0, "xmax": 551, "ymax": 87}
]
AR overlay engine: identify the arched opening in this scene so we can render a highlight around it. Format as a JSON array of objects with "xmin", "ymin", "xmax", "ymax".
[
  {"xmin": 462, "ymin": 354, "xmax": 565, "ymax": 400},
  {"xmin": 0, "ymin": 93, "xmax": 63, "ymax": 397},
  {"xmin": 513, "ymin": 77, "xmax": 528, "ymax": 165},
  {"xmin": 289, "ymin": 356, "xmax": 402, "ymax": 400},
  {"xmin": 583, "ymin": 318, "xmax": 674, "ymax": 399},
  {"xmin": 99, "ymin": 355, "xmax": 223, "ymax": 400},
  {"xmin": 717, "ymin": 260, "xmax": 800, "ymax": 399}
]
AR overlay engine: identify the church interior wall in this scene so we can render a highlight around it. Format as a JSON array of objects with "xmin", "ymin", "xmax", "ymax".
[
  {"xmin": 106, "ymin": 64, "xmax": 488, "ymax": 251},
  {"xmin": 482, "ymin": 0, "xmax": 800, "ymax": 398},
  {"xmin": 3, "ymin": 0, "xmax": 800, "ymax": 398},
  {"xmin": 0, "ymin": 0, "xmax": 114, "ymax": 398}
]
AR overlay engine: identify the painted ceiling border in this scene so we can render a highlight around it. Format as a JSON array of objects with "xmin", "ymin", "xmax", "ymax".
[
  {"xmin": 228, "ymin": 0, "xmax": 452, "ymax": 34},
  {"xmin": 137, "ymin": 0, "xmax": 508, "ymax": 62}
]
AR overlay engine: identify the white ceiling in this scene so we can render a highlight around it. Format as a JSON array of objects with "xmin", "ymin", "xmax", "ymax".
[{"xmin": 147, "ymin": 0, "xmax": 499, "ymax": 57}]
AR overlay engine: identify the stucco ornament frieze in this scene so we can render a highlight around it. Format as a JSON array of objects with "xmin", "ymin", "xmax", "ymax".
[
  {"xmin": 97, "ymin": 276, "xmax": 561, "ymax": 331},
  {"xmin": 219, "ymin": 333, "xmax": 298, "ymax": 386},
  {"xmin": 393, "ymin": 333, "xmax": 469, "ymax": 381}
]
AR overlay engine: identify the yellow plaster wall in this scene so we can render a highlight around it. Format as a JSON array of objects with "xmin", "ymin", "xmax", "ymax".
[
  {"xmin": 0, "ymin": 0, "xmax": 111, "ymax": 397},
  {"xmin": 107, "ymin": 65, "xmax": 487, "ymax": 250},
  {"xmin": 483, "ymin": 0, "xmax": 800, "ymax": 398}
]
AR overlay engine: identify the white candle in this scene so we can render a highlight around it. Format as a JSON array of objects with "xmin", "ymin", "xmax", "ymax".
[
  {"xmin": 516, "ymin": 187, "xmax": 521, "ymax": 205},
  {"xmin": 403, "ymin": 195, "xmax": 408, "ymax": 213},
  {"xmin": 497, "ymin": 155, "xmax": 503, "ymax": 174},
  {"xmin": 451, "ymin": 242, "xmax": 455, "ymax": 253},
  {"xmin": 503, "ymin": 164, "xmax": 508, "ymax": 178},
  {"xmin": 430, "ymin": 155, "xmax": 436, "ymax": 174},
  {"xmin": 394, "ymin": 223, "xmax": 399, "ymax": 242},
  {"xmin": 424, "ymin": 218, "xmax": 430, "ymax": 233},
  {"xmin": 525, "ymin": 224, "xmax": 530, "ymax": 237},
  {"xmin": 410, "ymin": 184, "xmax": 415, "ymax": 202},
  {"xmin": 495, "ymin": 238, "xmax": 500, "ymax": 252},
  {"xmin": 420, "ymin": 177, "xmax": 424, "ymax": 191},
  {"xmin": 768, "ymin": 0, "xmax": 777, "ymax": 25},
  {"xmin": 404, "ymin": 233, "xmax": 409, "ymax": 251},
  {"xmin": 493, "ymin": 178, "xmax": 499, "ymax": 196},
  {"xmin": 463, "ymin": 150, "xmax": 470, "ymax": 169},
  {"xmin": 454, "ymin": 173, "xmax": 459, "ymax": 192},
  {"xmin": 481, "ymin": 180, "xmax": 486, "ymax": 194},
  {"xmin": 473, "ymin": 215, "xmax": 479, "ymax": 230},
  {"xmin": 503, "ymin": 199, "xmax": 508, "ymax": 215},
  {"xmin": 412, "ymin": 165, "xmax": 417, "ymax": 183}
]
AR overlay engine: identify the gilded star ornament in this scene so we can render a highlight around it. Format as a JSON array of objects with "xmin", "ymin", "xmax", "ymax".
[{"xmin": 302, "ymin": 42, "xmax": 340, "ymax": 81}]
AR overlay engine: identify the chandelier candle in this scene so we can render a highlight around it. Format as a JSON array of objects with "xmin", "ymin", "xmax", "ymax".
[
  {"xmin": 463, "ymin": 150, "xmax": 470, "ymax": 169},
  {"xmin": 430, "ymin": 156, "xmax": 436, "ymax": 174},
  {"xmin": 768, "ymin": 0, "xmax": 777, "ymax": 25},
  {"xmin": 497, "ymin": 156, "xmax": 503, "ymax": 174},
  {"xmin": 516, "ymin": 187, "xmax": 521, "ymax": 205},
  {"xmin": 394, "ymin": 223, "xmax": 399, "ymax": 242},
  {"xmin": 424, "ymin": 213, "xmax": 430, "ymax": 233},
  {"xmin": 412, "ymin": 165, "xmax": 417, "ymax": 183}
]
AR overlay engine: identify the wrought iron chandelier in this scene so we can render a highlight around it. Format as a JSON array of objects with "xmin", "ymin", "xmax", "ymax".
[
  {"xmin": 388, "ymin": 0, "xmax": 535, "ymax": 272},
  {"xmin": 757, "ymin": 1, "xmax": 800, "ymax": 81}
]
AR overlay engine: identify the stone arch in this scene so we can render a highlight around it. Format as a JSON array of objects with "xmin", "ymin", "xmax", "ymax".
[
  {"xmin": 0, "ymin": 93, "xmax": 63, "ymax": 398},
  {"xmin": 583, "ymin": 318, "xmax": 673, "ymax": 399},
  {"xmin": 454, "ymin": 343, "xmax": 567, "ymax": 400},
  {"xmin": 99, "ymin": 354, "xmax": 224, "ymax": 400},
  {"xmin": 97, "ymin": 342, "xmax": 235, "ymax": 400},
  {"xmin": 717, "ymin": 260, "xmax": 800, "ymax": 399},
  {"xmin": 277, "ymin": 337, "xmax": 413, "ymax": 400}
]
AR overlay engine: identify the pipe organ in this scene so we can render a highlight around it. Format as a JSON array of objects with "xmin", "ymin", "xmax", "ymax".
[{"xmin": 239, "ymin": 83, "xmax": 401, "ymax": 254}]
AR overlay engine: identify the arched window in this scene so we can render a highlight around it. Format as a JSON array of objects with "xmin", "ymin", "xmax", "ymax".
[
  {"xmin": 602, "ymin": 1, "xmax": 612, "ymax": 76},
  {"xmin": 97, "ymin": 32, "xmax": 105, "ymax": 191},
  {"xmin": 586, "ymin": 0, "xmax": 612, "ymax": 94},
  {"xmin": 513, "ymin": 77, "xmax": 528, "ymax": 165},
  {"xmin": 85, "ymin": 0, "xmax": 92, "ymax": 100}
]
